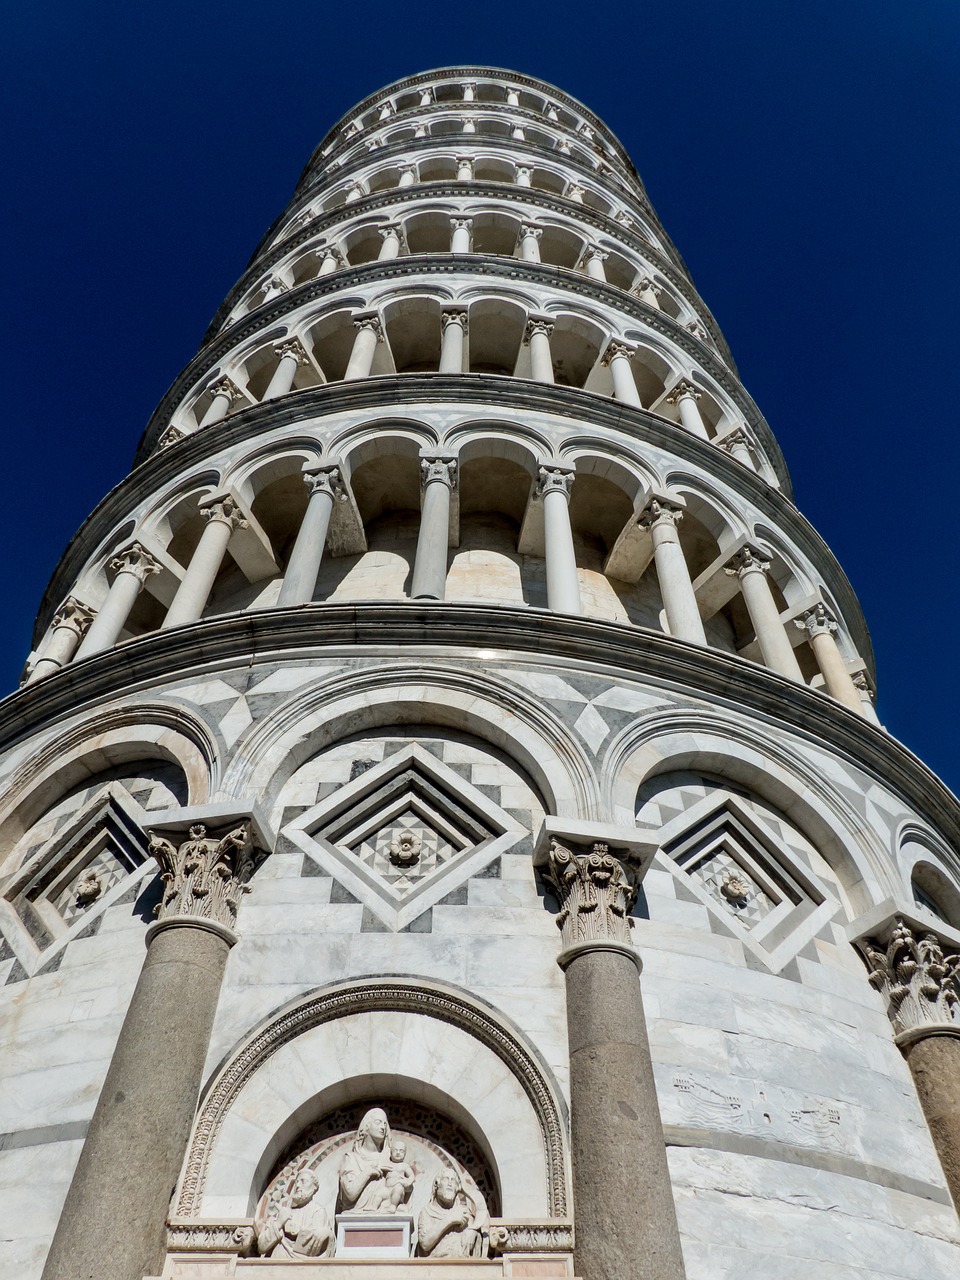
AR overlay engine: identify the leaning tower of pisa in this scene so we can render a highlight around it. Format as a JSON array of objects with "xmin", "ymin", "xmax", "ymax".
[{"xmin": 5, "ymin": 66, "xmax": 960, "ymax": 1280}]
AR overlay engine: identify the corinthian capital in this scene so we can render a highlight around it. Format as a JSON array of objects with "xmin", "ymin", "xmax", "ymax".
[
  {"xmin": 860, "ymin": 918, "xmax": 960, "ymax": 1036},
  {"xmin": 201, "ymin": 496, "xmax": 248, "ymax": 532},
  {"xmin": 524, "ymin": 314, "xmax": 555, "ymax": 342},
  {"xmin": 303, "ymin": 464, "xmax": 345, "ymax": 500},
  {"xmin": 275, "ymin": 338, "xmax": 309, "ymax": 366},
  {"xmin": 208, "ymin": 376, "xmax": 244, "ymax": 405},
  {"xmin": 601, "ymin": 339, "xmax": 637, "ymax": 366},
  {"xmin": 666, "ymin": 379, "xmax": 701, "ymax": 405},
  {"xmin": 157, "ymin": 425, "xmax": 186, "ymax": 451},
  {"xmin": 544, "ymin": 837, "xmax": 637, "ymax": 949},
  {"xmin": 52, "ymin": 596, "xmax": 96, "ymax": 636},
  {"xmin": 148, "ymin": 822, "xmax": 256, "ymax": 929},
  {"xmin": 638, "ymin": 496, "xmax": 684, "ymax": 530},
  {"xmin": 536, "ymin": 465, "xmax": 574, "ymax": 499},
  {"xmin": 440, "ymin": 307, "xmax": 469, "ymax": 332},
  {"xmin": 634, "ymin": 276, "xmax": 662, "ymax": 299},
  {"xmin": 724, "ymin": 544, "xmax": 770, "ymax": 578},
  {"xmin": 109, "ymin": 542, "xmax": 161, "ymax": 584},
  {"xmin": 352, "ymin": 312, "xmax": 385, "ymax": 341},
  {"xmin": 421, "ymin": 456, "xmax": 458, "ymax": 490},
  {"xmin": 795, "ymin": 602, "xmax": 837, "ymax": 639}
]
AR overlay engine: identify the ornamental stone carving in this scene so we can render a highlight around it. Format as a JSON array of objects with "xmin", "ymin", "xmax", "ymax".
[
  {"xmin": 420, "ymin": 456, "xmax": 458, "ymax": 490},
  {"xmin": 337, "ymin": 1107, "xmax": 394, "ymax": 1214},
  {"xmin": 637, "ymin": 496, "xmax": 683, "ymax": 531},
  {"xmin": 110, "ymin": 542, "xmax": 161, "ymax": 585},
  {"xmin": 543, "ymin": 837, "xmax": 637, "ymax": 948},
  {"xmin": 666, "ymin": 378, "xmax": 701, "ymax": 404},
  {"xmin": 256, "ymin": 1169, "xmax": 333, "ymax": 1259},
  {"xmin": 860, "ymin": 918, "xmax": 960, "ymax": 1035},
  {"xmin": 535, "ymin": 466, "xmax": 574, "ymax": 500},
  {"xmin": 200, "ymin": 496, "xmax": 248, "ymax": 532},
  {"xmin": 304, "ymin": 464, "xmax": 346, "ymax": 501},
  {"xmin": 724, "ymin": 544, "xmax": 771, "ymax": 579},
  {"xmin": 51, "ymin": 596, "xmax": 96, "ymax": 636},
  {"xmin": 416, "ymin": 1170, "xmax": 488, "ymax": 1258},
  {"xmin": 148, "ymin": 822, "xmax": 256, "ymax": 928},
  {"xmin": 795, "ymin": 602, "xmax": 837, "ymax": 638}
]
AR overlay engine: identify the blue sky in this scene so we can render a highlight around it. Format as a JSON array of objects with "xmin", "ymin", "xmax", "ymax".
[{"xmin": 3, "ymin": 2, "xmax": 959, "ymax": 795}]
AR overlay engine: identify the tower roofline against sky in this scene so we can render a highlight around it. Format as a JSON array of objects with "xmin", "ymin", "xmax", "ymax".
[{"xmin": 8, "ymin": 64, "xmax": 960, "ymax": 1280}]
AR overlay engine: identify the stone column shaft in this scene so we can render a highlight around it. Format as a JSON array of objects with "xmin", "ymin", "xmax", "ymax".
[
  {"xmin": 539, "ymin": 468, "xmax": 581, "ymax": 614},
  {"xmin": 526, "ymin": 317, "xmax": 555, "ymax": 383},
  {"xmin": 75, "ymin": 546, "xmax": 161, "ymax": 659},
  {"xmin": 583, "ymin": 248, "xmax": 607, "ymax": 281},
  {"xmin": 411, "ymin": 458, "xmax": 456, "ymax": 600},
  {"xmin": 543, "ymin": 837, "xmax": 686, "ymax": 1280},
  {"xmin": 344, "ymin": 315, "xmax": 383, "ymax": 380},
  {"xmin": 634, "ymin": 276, "xmax": 662, "ymax": 309},
  {"xmin": 198, "ymin": 378, "xmax": 241, "ymax": 428},
  {"xmin": 667, "ymin": 381, "xmax": 709, "ymax": 440},
  {"xmin": 378, "ymin": 225, "xmax": 403, "ymax": 260},
  {"xmin": 162, "ymin": 501, "xmax": 245, "ymax": 630},
  {"xmin": 797, "ymin": 605, "xmax": 863, "ymax": 712},
  {"xmin": 902, "ymin": 1033, "xmax": 960, "ymax": 1209},
  {"xmin": 318, "ymin": 248, "xmax": 341, "ymax": 275},
  {"xmin": 604, "ymin": 342, "xmax": 642, "ymax": 408},
  {"xmin": 27, "ymin": 599, "xmax": 95, "ymax": 681},
  {"xmin": 262, "ymin": 341, "xmax": 306, "ymax": 402},
  {"xmin": 450, "ymin": 218, "xmax": 473, "ymax": 253},
  {"xmin": 727, "ymin": 548, "xmax": 803, "ymax": 680},
  {"xmin": 642, "ymin": 501, "xmax": 707, "ymax": 645},
  {"xmin": 439, "ymin": 310, "xmax": 467, "ymax": 374},
  {"xmin": 518, "ymin": 225, "xmax": 542, "ymax": 262},
  {"xmin": 398, "ymin": 166, "xmax": 417, "ymax": 188},
  {"xmin": 277, "ymin": 467, "xmax": 343, "ymax": 606}
]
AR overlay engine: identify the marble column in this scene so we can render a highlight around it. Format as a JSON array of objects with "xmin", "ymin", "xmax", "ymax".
[
  {"xmin": 511, "ymin": 124, "xmax": 525, "ymax": 141},
  {"xmin": 538, "ymin": 466, "xmax": 581, "ymax": 614},
  {"xmin": 639, "ymin": 498, "xmax": 707, "ymax": 644},
  {"xmin": 602, "ymin": 340, "xmax": 642, "ymax": 408},
  {"xmin": 41, "ymin": 820, "xmax": 258, "ymax": 1280},
  {"xmin": 517, "ymin": 223, "xmax": 543, "ymax": 263},
  {"xmin": 197, "ymin": 376, "xmax": 243, "ymax": 428},
  {"xmin": 26, "ymin": 598, "xmax": 96, "ymax": 682},
  {"xmin": 318, "ymin": 245, "xmax": 343, "ymax": 275},
  {"xmin": 344, "ymin": 313, "xmax": 384, "ymax": 380},
  {"xmin": 450, "ymin": 216, "xmax": 473, "ymax": 253},
  {"xmin": 507, "ymin": 88, "xmax": 520, "ymax": 105},
  {"xmin": 456, "ymin": 155, "xmax": 474, "ymax": 181},
  {"xmin": 724, "ymin": 546, "xmax": 803, "ymax": 680},
  {"xmin": 462, "ymin": 82, "xmax": 475, "ymax": 102},
  {"xmin": 634, "ymin": 275, "xmax": 662, "ymax": 309},
  {"xmin": 420, "ymin": 88, "xmax": 433, "ymax": 105},
  {"xmin": 276, "ymin": 465, "xmax": 345, "ymax": 606},
  {"xmin": 516, "ymin": 165, "xmax": 533, "ymax": 187},
  {"xmin": 667, "ymin": 380, "xmax": 710, "ymax": 440},
  {"xmin": 795, "ymin": 603, "xmax": 863, "ymax": 712},
  {"xmin": 75, "ymin": 544, "xmax": 161, "ymax": 659},
  {"xmin": 262, "ymin": 339, "xmax": 307, "ymax": 402},
  {"xmin": 439, "ymin": 308, "xmax": 468, "ymax": 374},
  {"xmin": 462, "ymin": 117, "xmax": 476, "ymax": 134},
  {"xmin": 377, "ymin": 223, "xmax": 403, "ymax": 261},
  {"xmin": 581, "ymin": 244, "xmax": 608, "ymax": 281},
  {"xmin": 852, "ymin": 669, "xmax": 882, "ymax": 725},
  {"xmin": 397, "ymin": 165, "xmax": 417, "ymax": 188},
  {"xmin": 411, "ymin": 457, "xmax": 457, "ymax": 600},
  {"xmin": 715, "ymin": 425, "xmax": 754, "ymax": 468},
  {"xmin": 525, "ymin": 315, "xmax": 555, "ymax": 383},
  {"xmin": 259, "ymin": 275, "xmax": 287, "ymax": 304},
  {"xmin": 542, "ymin": 835, "xmax": 686, "ymax": 1280},
  {"xmin": 860, "ymin": 919, "xmax": 960, "ymax": 1211},
  {"xmin": 161, "ymin": 498, "xmax": 246, "ymax": 630},
  {"xmin": 567, "ymin": 183, "xmax": 585, "ymax": 204}
]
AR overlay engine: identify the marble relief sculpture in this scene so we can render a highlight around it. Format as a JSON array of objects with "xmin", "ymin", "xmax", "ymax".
[
  {"xmin": 336, "ymin": 1107, "xmax": 411, "ymax": 1213},
  {"xmin": 416, "ymin": 1169, "xmax": 488, "ymax": 1258},
  {"xmin": 255, "ymin": 1169, "xmax": 333, "ymax": 1259}
]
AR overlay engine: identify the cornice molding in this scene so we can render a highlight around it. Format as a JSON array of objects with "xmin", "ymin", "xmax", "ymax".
[
  {"xmin": 38, "ymin": 378, "xmax": 863, "ymax": 657},
  {"xmin": 151, "ymin": 256, "xmax": 766, "ymax": 471},
  {"xmin": 215, "ymin": 182, "xmax": 729, "ymax": 369},
  {"xmin": 0, "ymin": 603, "xmax": 942, "ymax": 838}
]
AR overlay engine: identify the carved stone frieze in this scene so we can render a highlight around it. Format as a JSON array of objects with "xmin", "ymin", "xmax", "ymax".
[
  {"xmin": 148, "ymin": 822, "xmax": 256, "ymax": 928},
  {"xmin": 859, "ymin": 917, "xmax": 960, "ymax": 1035},
  {"xmin": 488, "ymin": 1221, "xmax": 575, "ymax": 1254},
  {"xmin": 542, "ymin": 836, "xmax": 637, "ymax": 948}
]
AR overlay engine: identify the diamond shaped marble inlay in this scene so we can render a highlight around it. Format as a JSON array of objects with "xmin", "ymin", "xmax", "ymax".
[{"xmin": 286, "ymin": 745, "xmax": 525, "ymax": 930}]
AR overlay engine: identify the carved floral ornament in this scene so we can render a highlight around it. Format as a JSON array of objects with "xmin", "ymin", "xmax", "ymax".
[
  {"xmin": 543, "ymin": 836, "xmax": 637, "ymax": 948},
  {"xmin": 147, "ymin": 821, "xmax": 257, "ymax": 929},
  {"xmin": 859, "ymin": 917, "xmax": 960, "ymax": 1036}
]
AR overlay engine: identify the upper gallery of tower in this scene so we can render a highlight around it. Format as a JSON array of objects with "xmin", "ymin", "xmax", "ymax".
[{"xmin": 24, "ymin": 68, "xmax": 878, "ymax": 716}]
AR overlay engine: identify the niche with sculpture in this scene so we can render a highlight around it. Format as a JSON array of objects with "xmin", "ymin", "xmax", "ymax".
[{"xmin": 253, "ymin": 1099, "xmax": 497, "ymax": 1260}]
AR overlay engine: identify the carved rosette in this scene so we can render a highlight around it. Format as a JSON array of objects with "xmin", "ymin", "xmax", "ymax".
[
  {"xmin": 148, "ymin": 822, "xmax": 256, "ymax": 929},
  {"xmin": 859, "ymin": 918, "xmax": 960, "ymax": 1035},
  {"xmin": 543, "ymin": 837, "xmax": 637, "ymax": 949}
]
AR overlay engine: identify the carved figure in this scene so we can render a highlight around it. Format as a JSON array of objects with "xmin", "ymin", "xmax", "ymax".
[
  {"xmin": 544, "ymin": 838, "xmax": 637, "ymax": 947},
  {"xmin": 416, "ymin": 1170, "xmax": 487, "ymax": 1258},
  {"xmin": 377, "ymin": 1138, "xmax": 416, "ymax": 1210},
  {"xmin": 148, "ymin": 822, "xmax": 254, "ymax": 927},
  {"xmin": 337, "ymin": 1106, "xmax": 392, "ymax": 1213},
  {"xmin": 256, "ymin": 1168, "xmax": 333, "ymax": 1259}
]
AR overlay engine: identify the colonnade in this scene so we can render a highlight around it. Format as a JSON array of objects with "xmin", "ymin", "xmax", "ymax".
[{"xmin": 25, "ymin": 461, "xmax": 871, "ymax": 717}]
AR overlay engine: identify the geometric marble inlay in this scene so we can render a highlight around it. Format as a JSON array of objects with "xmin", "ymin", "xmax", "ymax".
[{"xmin": 287, "ymin": 744, "xmax": 525, "ymax": 931}]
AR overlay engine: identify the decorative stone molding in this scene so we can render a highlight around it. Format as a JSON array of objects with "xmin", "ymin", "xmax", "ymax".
[
  {"xmin": 175, "ymin": 979, "xmax": 568, "ymax": 1219},
  {"xmin": 859, "ymin": 916, "xmax": 960, "ymax": 1036},
  {"xmin": 542, "ymin": 836, "xmax": 637, "ymax": 948},
  {"xmin": 166, "ymin": 1220, "xmax": 256, "ymax": 1254},
  {"xmin": 488, "ymin": 1221, "xmax": 575, "ymax": 1254},
  {"xmin": 109, "ymin": 541, "xmax": 162, "ymax": 585},
  {"xmin": 147, "ymin": 821, "xmax": 256, "ymax": 928}
]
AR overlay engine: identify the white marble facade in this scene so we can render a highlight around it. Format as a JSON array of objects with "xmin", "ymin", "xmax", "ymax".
[{"xmin": 3, "ymin": 67, "xmax": 960, "ymax": 1280}]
